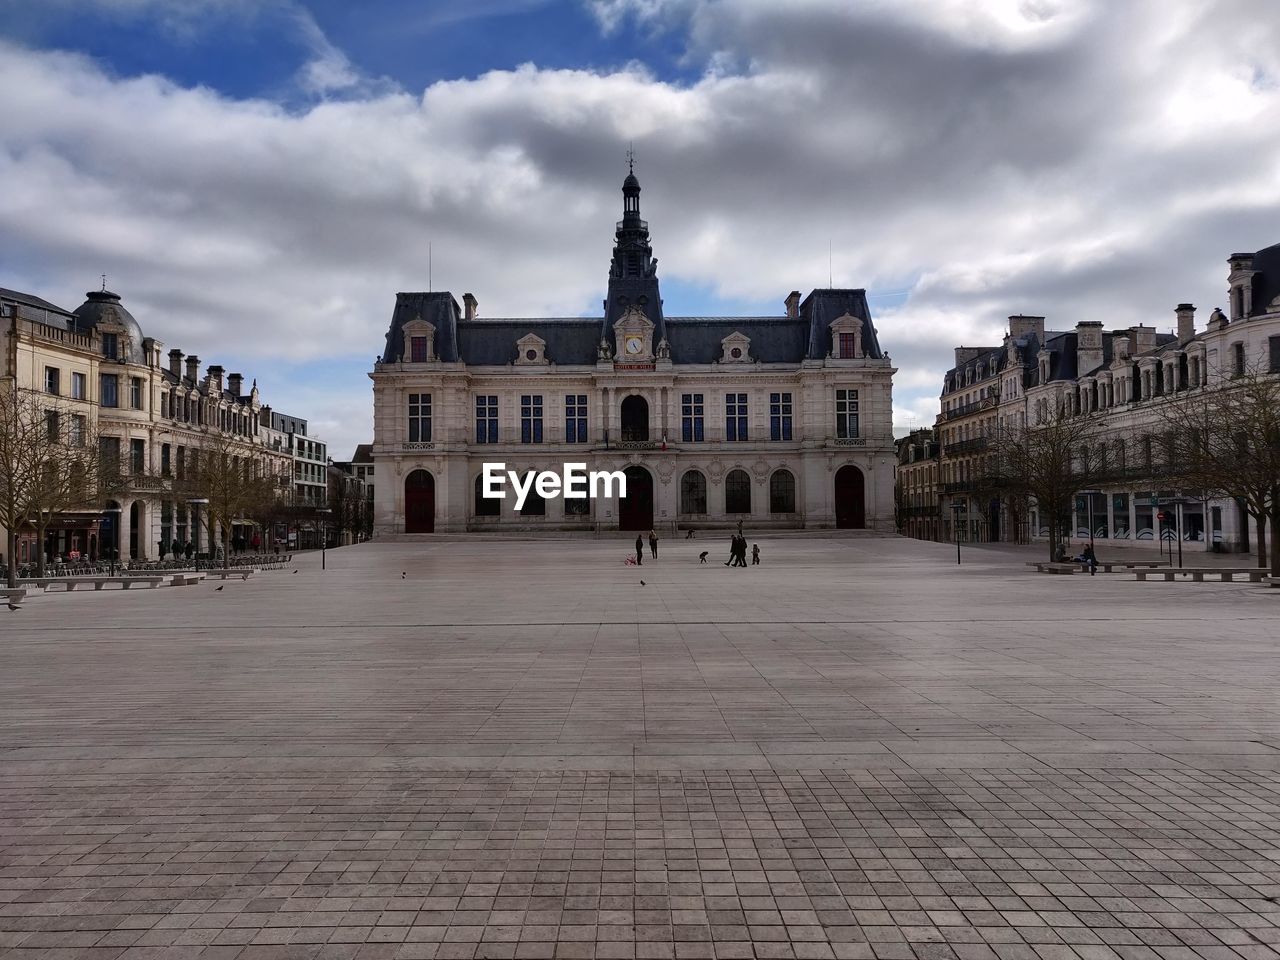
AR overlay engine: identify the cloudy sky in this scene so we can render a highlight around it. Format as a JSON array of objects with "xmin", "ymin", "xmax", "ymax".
[{"xmin": 2, "ymin": 0, "xmax": 1278, "ymax": 458}]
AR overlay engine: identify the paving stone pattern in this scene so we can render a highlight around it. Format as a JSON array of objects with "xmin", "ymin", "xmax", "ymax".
[{"xmin": 3, "ymin": 536, "xmax": 1280, "ymax": 959}]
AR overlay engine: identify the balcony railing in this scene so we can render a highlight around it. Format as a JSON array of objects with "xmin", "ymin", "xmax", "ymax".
[
  {"xmin": 944, "ymin": 437, "xmax": 988, "ymax": 456},
  {"xmin": 943, "ymin": 396, "xmax": 996, "ymax": 420}
]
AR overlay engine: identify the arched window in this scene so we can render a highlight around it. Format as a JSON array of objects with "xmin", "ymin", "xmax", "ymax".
[
  {"xmin": 769, "ymin": 470, "xmax": 795, "ymax": 513},
  {"xmin": 519, "ymin": 472, "xmax": 545, "ymax": 516},
  {"xmin": 474, "ymin": 474, "xmax": 499, "ymax": 517},
  {"xmin": 620, "ymin": 395, "xmax": 649, "ymax": 441},
  {"xmin": 680, "ymin": 470, "xmax": 707, "ymax": 514},
  {"xmin": 725, "ymin": 469, "xmax": 751, "ymax": 514}
]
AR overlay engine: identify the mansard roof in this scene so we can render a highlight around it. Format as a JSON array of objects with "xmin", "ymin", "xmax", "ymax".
[
  {"xmin": 1249, "ymin": 241, "xmax": 1280, "ymax": 317},
  {"xmin": 0, "ymin": 287, "xmax": 77, "ymax": 328}
]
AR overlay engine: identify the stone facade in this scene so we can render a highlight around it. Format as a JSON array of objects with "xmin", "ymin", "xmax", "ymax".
[{"xmin": 369, "ymin": 170, "xmax": 897, "ymax": 535}]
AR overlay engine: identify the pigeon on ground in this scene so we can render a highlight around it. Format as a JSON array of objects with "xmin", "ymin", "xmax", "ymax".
[
  {"xmin": 640, "ymin": 580, "xmax": 646, "ymax": 586},
  {"xmin": 401, "ymin": 572, "xmax": 406, "ymax": 579},
  {"xmin": 215, "ymin": 585, "xmax": 224, "ymax": 591},
  {"xmin": 293, "ymin": 570, "xmax": 298, "ymax": 574},
  {"xmin": 7, "ymin": 601, "xmax": 20, "ymax": 611}
]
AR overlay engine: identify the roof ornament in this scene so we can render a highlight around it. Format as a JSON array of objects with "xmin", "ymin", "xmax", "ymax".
[
  {"xmin": 101, "ymin": 274, "xmax": 107, "ymax": 292},
  {"xmin": 626, "ymin": 142, "xmax": 635, "ymax": 175}
]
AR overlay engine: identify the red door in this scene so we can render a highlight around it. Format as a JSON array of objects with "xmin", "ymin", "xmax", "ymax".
[
  {"xmin": 834, "ymin": 465, "xmax": 865, "ymax": 529},
  {"xmin": 405, "ymin": 470, "xmax": 435, "ymax": 533}
]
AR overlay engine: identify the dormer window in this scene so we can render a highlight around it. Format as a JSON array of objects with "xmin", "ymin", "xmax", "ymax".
[
  {"xmin": 516, "ymin": 333, "xmax": 549, "ymax": 365},
  {"xmin": 102, "ymin": 333, "xmax": 118, "ymax": 360},
  {"xmin": 400, "ymin": 316, "xmax": 436, "ymax": 363},
  {"xmin": 720, "ymin": 331, "xmax": 752, "ymax": 363},
  {"xmin": 829, "ymin": 313, "xmax": 863, "ymax": 359}
]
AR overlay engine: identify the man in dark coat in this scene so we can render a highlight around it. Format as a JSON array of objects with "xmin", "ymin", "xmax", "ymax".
[{"xmin": 635, "ymin": 534, "xmax": 643, "ymax": 565}]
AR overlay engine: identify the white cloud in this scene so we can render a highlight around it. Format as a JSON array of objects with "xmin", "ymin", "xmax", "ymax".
[{"xmin": 1, "ymin": 0, "xmax": 1279, "ymax": 459}]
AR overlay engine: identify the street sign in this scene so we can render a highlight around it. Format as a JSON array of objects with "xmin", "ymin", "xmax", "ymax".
[{"xmin": 1156, "ymin": 511, "xmax": 1169, "ymax": 521}]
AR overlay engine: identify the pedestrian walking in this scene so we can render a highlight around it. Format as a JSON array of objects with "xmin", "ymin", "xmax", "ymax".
[
  {"xmin": 648, "ymin": 530, "xmax": 658, "ymax": 559},
  {"xmin": 635, "ymin": 534, "xmax": 644, "ymax": 566},
  {"xmin": 724, "ymin": 534, "xmax": 736, "ymax": 566},
  {"xmin": 751, "ymin": 544, "xmax": 760, "ymax": 565},
  {"xmin": 685, "ymin": 528, "xmax": 694, "ymax": 539}
]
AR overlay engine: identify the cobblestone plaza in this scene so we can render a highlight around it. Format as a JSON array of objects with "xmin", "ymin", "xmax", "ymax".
[{"xmin": 3, "ymin": 536, "xmax": 1280, "ymax": 959}]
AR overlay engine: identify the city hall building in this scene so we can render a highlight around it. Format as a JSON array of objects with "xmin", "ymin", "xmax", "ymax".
[{"xmin": 369, "ymin": 169, "xmax": 897, "ymax": 535}]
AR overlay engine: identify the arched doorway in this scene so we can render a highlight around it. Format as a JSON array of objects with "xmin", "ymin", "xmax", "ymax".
[
  {"xmin": 725, "ymin": 469, "xmax": 751, "ymax": 515},
  {"xmin": 620, "ymin": 395, "xmax": 649, "ymax": 441},
  {"xmin": 834, "ymin": 465, "xmax": 866, "ymax": 529},
  {"xmin": 404, "ymin": 469, "xmax": 435, "ymax": 533},
  {"xmin": 129, "ymin": 501, "xmax": 140, "ymax": 559},
  {"xmin": 619, "ymin": 465, "xmax": 653, "ymax": 531}
]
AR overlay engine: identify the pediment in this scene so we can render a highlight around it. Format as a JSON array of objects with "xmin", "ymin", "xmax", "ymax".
[
  {"xmin": 720, "ymin": 331, "xmax": 752, "ymax": 363},
  {"xmin": 516, "ymin": 332, "xmax": 549, "ymax": 365}
]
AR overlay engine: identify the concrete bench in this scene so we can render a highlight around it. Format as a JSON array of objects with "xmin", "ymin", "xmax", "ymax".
[
  {"xmin": 206, "ymin": 570, "xmax": 252, "ymax": 581},
  {"xmin": 1135, "ymin": 568, "xmax": 1267, "ymax": 583},
  {"xmin": 170, "ymin": 573, "xmax": 205, "ymax": 586},
  {"xmin": 1031, "ymin": 562, "xmax": 1077, "ymax": 574},
  {"xmin": 1267, "ymin": 577, "xmax": 1280, "ymax": 589},
  {"xmin": 118, "ymin": 576, "xmax": 164, "ymax": 589},
  {"xmin": 1, "ymin": 588, "xmax": 27, "ymax": 603}
]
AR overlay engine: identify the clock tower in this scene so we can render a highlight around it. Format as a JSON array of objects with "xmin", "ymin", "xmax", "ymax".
[{"xmin": 601, "ymin": 157, "xmax": 665, "ymax": 349}]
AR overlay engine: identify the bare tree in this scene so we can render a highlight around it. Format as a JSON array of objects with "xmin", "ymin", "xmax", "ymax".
[
  {"xmin": 1153, "ymin": 367, "xmax": 1280, "ymax": 575},
  {"xmin": 178, "ymin": 432, "xmax": 281, "ymax": 570},
  {"xmin": 987, "ymin": 404, "xmax": 1106, "ymax": 560},
  {"xmin": 0, "ymin": 385, "xmax": 115, "ymax": 585}
]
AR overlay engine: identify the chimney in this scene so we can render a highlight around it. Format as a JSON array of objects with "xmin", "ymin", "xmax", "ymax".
[
  {"xmin": 954, "ymin": 346, "xmax": 983, "ymax": 366},
  {"xmin": 185, "ymin": 355, "xmax": 199, "ymax": 382},
  {"xmin": 168, "ymin": 349, "xmax": 183, "ymax": 377},
  {"xmin": 207, "ymin": 364, "xmax": 224, "ymax": 392},
  {"xmin": 463, "ymin": 292, "xmax": 478, "ymax": 320},
  {"xmin": 228, "ymin": 373, "xmax": 243, "ymax": 397},
  {"xmin": 785, "ymin": 291, "xmax": 801, "ymax": 318},
  {"xmin": 1129, "ymin": 325, "xmax": 1156, "ymax": 355},
  {"xmin": 1075, "ymin": 321, "xmax": 1104, "ymax": 374},
  {"xmin": 1007, "ymin": 315, "xmax": 1044, "ymax": 341},
  {"xmin": 1175, "ymin": 303, "xmax": 1195, "ymax": 342}
]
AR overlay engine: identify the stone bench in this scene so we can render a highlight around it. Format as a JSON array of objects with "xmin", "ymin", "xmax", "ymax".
[
  {"xmin": 1135, "ymin": 567, "xmax": 1267, "ymax": 583},
  {"xmin": 1, "ymin": 588, "xmax": 27, "ymax": 603},
  {"xmin": 1031, "ymin": 562, "xmax": 1077, "ymax": 574},
  {"xmin": 206, "ymin": 570, "xmax": 252, "ymax": 581},
  {"xmin": 1267, "ymin": 577, "xmax": 1280, "ymax": 589},
  {"xmin": 170, "ymin": 573, "xmax": 205, "ymax": 586}
]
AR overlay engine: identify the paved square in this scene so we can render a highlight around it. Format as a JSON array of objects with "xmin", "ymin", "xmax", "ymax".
[{"xmin": 3, "ymin": 535, "xmax": 1280, "ymax": 960}]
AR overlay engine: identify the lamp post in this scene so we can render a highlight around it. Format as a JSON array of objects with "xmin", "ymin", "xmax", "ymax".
[
  {"xmin": 187, "ymin": 498, "xmax": 209, "ymax": 567},
  {"xmin": 101, "ymin": 507, "xmax": 121, "ymax": 576},
  {"xmin": 950, "ymin": 501, "xmax": 963, "ymax": 565},
  {"xmin": 317, "ymin": 507, "xmax": 332, "ymax": 571},
  {"xmin": 1077, "ymin": 489, "xmax": 1101, "ymax": 553},
  {"xmin": 1164, "ymin": 495, "xmax": 1189, "ymax": 569}
]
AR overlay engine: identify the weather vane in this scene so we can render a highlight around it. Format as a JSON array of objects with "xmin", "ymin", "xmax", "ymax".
[
  {"xmin": 626, "ymin": 142, "xmax": 635, "ymax": 174},
  {"xmin": 101, "ymin": 274, "xmax": 107, "ymax": 292}
]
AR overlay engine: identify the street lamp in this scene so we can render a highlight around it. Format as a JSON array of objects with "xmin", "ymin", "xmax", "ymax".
[
  {"xmin": 187, "ymin": 498, "xmax": 209, "ymax": 566},
  {"xmin": 101, "ymin": 507, "xmax": 122, "ymax": 576},
  {"xmin": 1163, "ymin": 495, "xmax": 1190, "ymax": 569},
  {"xmin": 317, "ymin": 507, "xmax": 332, "ymax": 571},
  {"xmin": 949, "ymin": 501, "xmax": 963, "ymax": 565},
  {"xmin": 1077, "ymin": 489, "xmax": 1101, "ymax": 553}
]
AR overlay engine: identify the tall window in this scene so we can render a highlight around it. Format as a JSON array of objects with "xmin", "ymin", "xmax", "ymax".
[
  {"xmin": 521, "ymin": 395, "xmax": 543, "ymax": 443},
  {"xmin": 725, "ymin": 393, "xmax": 748, "ymax": 442},
  {"xmin": 770, "ymin": 392, "xmax": 793, "ymax": 441},
  {"xmin": 1232, "ymin": 342, "xmax": 1246, "ymax": 377},
  {"xmin": 161, "ymin": 443, "xmax": 172, "ymax": 476},
  {"xmin": 408, "ymin": 393, "xmax": 432, "ymax": 442},
  {"xmin": 681, "ymin": 393, "xmax": 704, "ymax": 442},
  {"xmin": 835, "ymin": 389, "xmax": 859, "ymax": 439},
  {"xmin": 99, "ymin": 436, "xmax": 120, "ymax": 474},
  {"xmin": 130, "ymin": 377, "xmax": 143, "ymax": 409},
  {"xmin": 410, "ymin": 336, "xmax": 429, "ymax": 363},
  {"xmin": 44, "ymin": 366, "xmax": 60, "ymax": 395},
  {"xmin": 475, "ymin": 396, "xmax": 498, "ymax": 443},
  {"xmin": 680, "ymin": 470, "xmax": 707, "ymax": 514},
  {"xmin": 725, "ymin": 468, "xmax": 751, "ymax": 514},
  {"xmin": 71, "ymin": 372, "xmax": 86, "ymax": 400},
  {"xmin": 474, "ymin": 474, "xmax": 500, "ymax": 517},
  {"xmin": 45, "ymin": 409, "xmax": 59, "ymax": 441},
  {"xmin": 100, "ymin": 373, "xmax": 119, "ymax": 408},
  {"xmin": 1270, "ymin": 336, "xmax": 1280, "ymax": 375},
  {"xmin": 770, "ymin": 470, "xmax": 796, "ymax": 513},
  {"xmin": 130, "ymin": 438, "xmax": 145, "ymax": 474},
  {"xmin": 518, "ymin": 471, "xmax": 545, "ymax": 515},
  {"xmin": 565, "ymin": 395, "xmax": 588, "ymax": 443},
  {"xmin": 839, "ymin": 333, "xmax": 856, "ymax": 358},
  {"xmin": 101, "ymin": 333, "xmax": 118, "ymax": 360},
  {"xmin": 69, "ymin": 414, "xmax": 85, "ymax": 448}
]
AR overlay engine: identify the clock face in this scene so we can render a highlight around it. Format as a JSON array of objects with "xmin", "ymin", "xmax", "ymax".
[{"xmin": 625, "ymin": 336, "xmax": 643, "ymax": 355}]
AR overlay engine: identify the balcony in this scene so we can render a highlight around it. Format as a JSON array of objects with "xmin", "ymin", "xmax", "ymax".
[
  {"xmin": 944, "ymin": 437, "xmax": 988, "ymax": 456},
  {"xmin": 943, "ymin": 396, "xmax": 996, "ymax": 421},
  {"xmin": 614, "ymin": 439, "xmax": 657, "ymax": 450}
]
